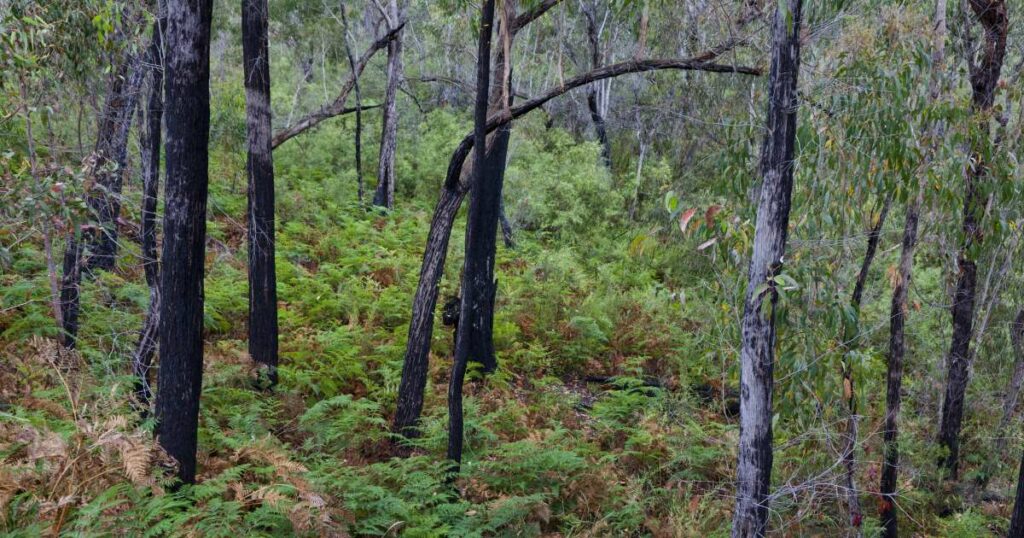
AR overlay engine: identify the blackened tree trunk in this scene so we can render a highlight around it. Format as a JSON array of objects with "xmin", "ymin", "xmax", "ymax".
[
  {"xmin": 732, "ymin": 1, "xmax": 802, "ymax": 535},
  {"xmin": 61, "ymin": 52, "xmax": 146, "ymax": 349},
  {"xmin": 154, "ymin": 0, "xmax": 213, "ymax": 485},
  {"xmin": 937, "ymin": 0, "xmax": 1007, "ymax": 480},
  {"xmin": 133, "ymin": 15, "xmax": 165, "ymax": 410},
  {"xmin": 880, "ymin": 4, "xmax": 944, "ymax": 532},
  {"xmin": 447, "ymin": 0, "xmax": 495, "ymax": 473},
  {"xmin": 86, "ymin": 53, "xmax": 148, "ymax": 273},
  {"xmin": 582, "ymin": 2, "xmax": 611, "ymax": 168},
  {"xmin": 373, "ymin": 0, "xmax": 403, "ymax": 209},
  {"xmin": 242, "ymin": 0, "xmax": 278, "ymax": 388},
  {"xmin": 840, "ymin": 194, "xmax": 891, "ymax": 533},
  {"xmin": 879, "ymin": 186, "xmax": 923, "ymax": 537}
]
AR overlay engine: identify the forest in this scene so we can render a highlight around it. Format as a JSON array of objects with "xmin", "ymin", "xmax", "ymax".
[{"xmin": 1, "ymin": 0, "xmax": 1023, "ymax": 535}]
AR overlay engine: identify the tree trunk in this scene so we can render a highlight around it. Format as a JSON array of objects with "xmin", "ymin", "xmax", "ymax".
[
  {"xmin": 840, "ymin": 195, "xmax": 891, "ymax": 533},
  {"xmin": 937, "ymin": 0, "xmax": 1007, "ymax": 480},
  {"xmin": 60, "ymin": 51, "xmax": 147, "ymax": 348},
  {"xmin": 373, "ymin": 0, "xmax": 404, "ymax": 209},
  {"xmin": 339, "ymin": 3, "xmax": 364, "ymax": 202},
  {"xmin": 154, "ymin": 0, "xmax": 213, "ymax": 486},
  {"xmin": 880, "ymin": 186, "xmax": 924, "ymax": 537},
  {"xmin": 880, "ymin": 4, "xmax": 944, "ymax": 531},
  {"xmin": 133, "ymin": 16, "xmax": 165, "ymax": 411},
  {"xmin": 447, "ymin": 0, "xmax": 496, "ymax": 473},
  {"xmin": 242, "ymin": 0, "xmax": 279, "ymax": 388},
  {"xmin": 85, "ymin": 53, "xmax": 147, "ymax": 273},
  {"xmin": 732, "ymin": 1, "xmax": 802, "ymax": 535},
  {"xmin": 582, "ymin": 2, "xmax": 611, "ymax": 168}
]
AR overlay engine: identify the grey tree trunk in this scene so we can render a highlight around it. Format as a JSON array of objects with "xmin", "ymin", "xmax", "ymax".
[
  {"xmin": 994, "ymin": 310, "xmax": 1024, "ymax": 455},
  {"xmin": 937, "ymin": 0, "xmax": 1007, "ymax": 480},
  {"xmin": 373, "ymin": 0, "xmax": 404, "ymax": 209},
  {"xmin": 732, "ymin": 1, "xmax": 802, "ymax": 535}
]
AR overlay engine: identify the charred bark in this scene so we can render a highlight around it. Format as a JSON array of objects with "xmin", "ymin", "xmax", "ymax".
[
  {"xmin": 937, "ymin": 0, "xmax": 1007, "ymax": 480},
  {"xmin": 582, "ymin": 2, "xmax": 611, "ymax": 168},
  {"xmin": 242, "ymin": 0, "xmax": 279, "ymax": 388},
  {"xmin": 373, "ymin": 0, "xmax": 404, "ymax": 208},
  {"xmin": 447, "ymin": 0, "xmax": 496, "ymax": 473},
  {"xmin": 732, "ymin": 1, "xmax": 802, "ymax": 535},
  {"xmin": 339, "ymin": 4, "xmax": 365, "ymax": 202},
  {"xmin": 154, "ymin": 0, "xmax": 213, "ymax": 485},
  {"xmin": 1011, "ymin": 445, "xmax": 1024, "ymax": 536},
  {"xmin": 133, "ymin": 15, "xmax": 165, "ymax": 411}
]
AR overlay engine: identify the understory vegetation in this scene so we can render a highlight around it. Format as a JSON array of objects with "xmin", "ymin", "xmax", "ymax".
[{"xmin": 2, "ymin": 0, "xmax": 1023, "ymax": 536}]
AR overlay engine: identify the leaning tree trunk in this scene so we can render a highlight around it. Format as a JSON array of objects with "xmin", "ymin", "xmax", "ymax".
[
  {"xmin": 937, "ymin": 0, "xmax": 1007, "ymax": 480},
  {"xmin": 732, "ymin": 1, "xmax": 802, "ymax": 536},
  {"xmin": 61, "ymin": 52, "xmax": 146, "ymax": 349},
  {"xmin": 242, "ymin": 0, "xmax": 279, "ymax": 388},
  {"xmin": 373, "ymin": 0, "xmax": 404, "ymax": 209},
  {"xmin": 840, "ymin": 194, "xmax": 891, "ymax": 533},
  {"xmin": 447, "ymin": 0, "xmax": 496, "ymax": 474},
  {"xmin": 154, "ymin": 0, "xmax": 213, "ymax": 486},
  {"xmin": 133, "ymin": 15, "xmax": 165, "ymax": 411}
]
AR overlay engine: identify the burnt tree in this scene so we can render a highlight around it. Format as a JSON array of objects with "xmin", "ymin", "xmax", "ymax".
[
  {"xmin": 732, "ymin": 1, "xmax": 802, "ymax": 535},
  {"xmin": 447, "ymin": 0, "xmax": 496, "ymax": 473},
  {"xmin": 937, "ymin": 0, "xmax": 1007, "ymax": 480},
  {"xmin": 133, "ymin": 14, "xmax": 166, "ymax": 410},
  {"xmin": 242, "ymin": 0, "xmax": 278, "ymax": 388},
  {"xmin": 154, "ymin": 0, "xmax": 213, "ymax": 485}
]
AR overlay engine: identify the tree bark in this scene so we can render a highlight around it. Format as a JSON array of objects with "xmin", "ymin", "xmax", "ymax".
[
  {"xmin": 447, "ymin": 0, "xmax": 496, "ymax": 474},
  {"xmin": 154, "ymin": 0, "xmax": 213, "ymax": 486},
  {"xmin": 133, "ymin": 15, "xmax": 165, "ymax": 411},
  {"xmin": 373, "ymin": 0, "xmax": 404, "ymax": 209},
  {"xmin": 242, "ymin": 0, "xmax": 278, "ymax": 388},
  {"xmin": 392, "ymin": 47, "xmax": 759, "ymax": 440},
  {"xmin": 732, "ymin": 1, "xmax": 802, "ymax": 536},
  {"xmin": 937, "ymin": 0, "xmax": 1007, "ymax": 480},
  {"xmin": 840, "ymin": 194, "xmax": 891, "ymax": 533}
]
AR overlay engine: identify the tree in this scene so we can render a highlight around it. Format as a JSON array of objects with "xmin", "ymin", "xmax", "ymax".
[
  {"xmin": 242, "ymin": 0, "xmax": 278, "ymax": 388},
  {"xmin": 61, "ymin": 45, "xmax": 147, "ymax": 349},
  {"xmin": 732, "ymin": 0, "xmax": 802, "ymax": 535},
  {"xmin": 154, "ymin": 0, "xmax": 214, "ymax": 485},
  {"xmin": 1010, "ymin": 442, "xmax": 1024, "ymax": 536},
  {"xmin": 446, "ymin": 0, "xmax": 496, "ymax": 473},
  {"xmin": 132, "ymin": 12, "xmax": 165, "ymax": 411},
  {"xmin": 373, "ymin": 0, "xmax": 403, "ymax": 209},
  {"xmin": 937, "ymin": 0, "xmax": 1007, "ymax": 480}
]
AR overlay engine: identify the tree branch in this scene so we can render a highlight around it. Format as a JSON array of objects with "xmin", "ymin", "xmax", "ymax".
[
  {"xmin": 443, "ymin": 57, "xmax": 761, "ymax": 189},
  {"xmin": 511, "ymin": 0, "xmax": 562, "ymax": 35},
  {"xmin": 271, "ymin": 22, "xmax": 405, "ymax": 149}
]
